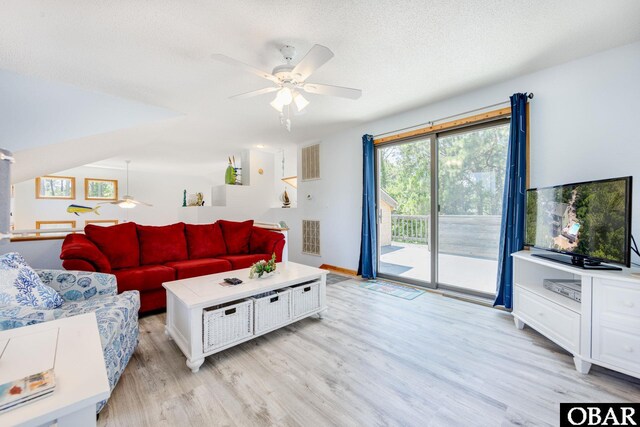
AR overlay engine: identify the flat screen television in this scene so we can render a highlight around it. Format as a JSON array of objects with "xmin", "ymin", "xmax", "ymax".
[{"xmin": 525, "ymin": 176, "xmax": 632, "ymax": 269}]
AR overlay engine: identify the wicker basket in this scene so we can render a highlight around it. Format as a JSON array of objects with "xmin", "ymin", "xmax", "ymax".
[
  {"xmin": 291, "ymin": 280, "xmax": 321, "ymax": 318},
  {"xmin": 251, "ymin": 288, "xmax": 292, "ymax": 334},
  {"xmin": 203, "ymin": 299, "xmax": 253, "ymax": 353}
]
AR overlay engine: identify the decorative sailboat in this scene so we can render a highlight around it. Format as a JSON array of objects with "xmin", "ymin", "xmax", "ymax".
[{"xmin": 281, "ymin": 188, "xmax": 291, "ymax": 208}]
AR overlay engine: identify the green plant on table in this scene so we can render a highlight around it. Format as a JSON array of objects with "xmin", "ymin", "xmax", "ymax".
[{"xmin": 249, "ymin": 253, "xmax": 277, "ymax": 279}]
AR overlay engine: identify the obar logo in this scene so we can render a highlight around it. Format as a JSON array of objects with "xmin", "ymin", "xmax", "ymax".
[{"xmin": 561, "ymin": 404, "xmax": 640, "ymax": 426}]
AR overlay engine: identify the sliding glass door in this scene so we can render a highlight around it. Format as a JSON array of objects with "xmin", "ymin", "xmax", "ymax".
[
  {"xmin": 376, "ymin": 137, "xmax": 433, "ymax": 287},
  {"xmin": 375, "ymin": 120, "xmax": 510, "ymax": 297},
  {"xmin": 437, "ymin": 122, "xmax": 509, "ymax": 295}
]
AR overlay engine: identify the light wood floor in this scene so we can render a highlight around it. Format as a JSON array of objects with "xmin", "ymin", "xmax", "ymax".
[{"xmin": 99, "ymin": 279, "xmax": 640, "ymax": 427}]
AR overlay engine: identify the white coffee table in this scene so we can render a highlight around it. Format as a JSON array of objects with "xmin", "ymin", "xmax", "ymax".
[
  {"xmin": 163, "ymin": 262, "xmax": 328, "ymax": 373},
  {"xmin": 0, "ymin": 313, "xmax": 110, "ymax": 427}
]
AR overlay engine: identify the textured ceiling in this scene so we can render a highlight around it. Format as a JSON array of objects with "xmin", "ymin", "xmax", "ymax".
[{"xmin": 1, "ymin": 0, "xmax": 640, "ymax": 175}]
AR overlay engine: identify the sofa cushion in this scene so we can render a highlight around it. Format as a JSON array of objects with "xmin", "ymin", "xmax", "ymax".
[
  {"xmin": 60, "ymin": 233, "xmax": 112, "ymax": 273},
  {"xmin": 218, "ymin": 254, "xmax": 272, "ymax": 270},
  {"xmin": 0, "ymin": 253, "xmax": 63, "ymax": 309},
  {"xmin": 218, "ymin": 220, "xmax": 254, "ymax": 255},
  {"xmin": 185, "ymin": 223, "xmax": 227, "ymax": 259},
  {"xmin": 113, "ymin": 265, "xmax": 175, "ymax": 293},
  {"xmin": 165, "ymin": 258, "xmax": 232, "ymax": 280},
  {"xmin": 85, "ymin": 222, "xmax": 140, "ymax": 269},
  {"xmin": 250, "ymin": 227, "xmax": 285, "ymax": 255},
  {"xmin": 137, "ymin": 223, "xmax": 188, "ymax": 265}
]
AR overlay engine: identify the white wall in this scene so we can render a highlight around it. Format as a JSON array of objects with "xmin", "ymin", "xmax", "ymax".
[
  {"xmin": 4, "ymin": 150, "xmax": 291, "ymax": 268},
  {"xmin": 283, "ymin": 41, "xmax": 640, "ymax": 270},
  {"xmin": 12, "ymin": 165, "xmax": 214, "ymax": 229}
]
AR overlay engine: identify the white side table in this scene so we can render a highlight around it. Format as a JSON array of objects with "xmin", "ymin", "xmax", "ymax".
[{"xmin": 0, "ymin": 312, "xmax": 110, "ymax": 427}]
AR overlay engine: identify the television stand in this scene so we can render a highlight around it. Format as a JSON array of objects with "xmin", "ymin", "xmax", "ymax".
[
  {"xmin": 513, "ymin": 250, "xmax": 640, "ymax": 378},
  {"xmin": 531, "ymin": 252, "xmax": 622, "ymax": 270}
]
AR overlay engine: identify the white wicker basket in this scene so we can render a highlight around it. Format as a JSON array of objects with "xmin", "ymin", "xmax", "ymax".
[
  {"xmin": 251, "ymin": 288, "xmax": 292, "ymax": 334},
  {"xmin": 203, "ymin": 299, "xmax": 253, "ymax": 353},
  {"xmin": 292, "ymin": 280, "xmax": 321, "ymax": 318}
]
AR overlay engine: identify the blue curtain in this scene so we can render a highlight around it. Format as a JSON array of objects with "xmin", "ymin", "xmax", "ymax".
[
  {"xmin": 494, "ymin": 93, "xmax": 528, "ymax": 309},
  {"xmin": 358, "ymin": 134, "xmax": 377, "ymax": 279}
]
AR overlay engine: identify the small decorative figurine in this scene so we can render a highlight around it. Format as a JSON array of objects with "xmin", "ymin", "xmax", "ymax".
[
  {"xmin": 182, "ymin": 190, "xmax": 187, "ymax": 207},
  {"xmin": 281, "ymin": 188, "xmax": 291, "ymax": 208},
  {"xmin": 225, "ymin": 157, "xmax": 237, "ymax": 185}
]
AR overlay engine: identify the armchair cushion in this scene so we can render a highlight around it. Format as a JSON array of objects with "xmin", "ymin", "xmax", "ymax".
[
  {"xmin": 0, "ymin": 305, "xmax": 58, "ymax": 330},
  {"xmin": 85, "ymin": 222, "xmax": 140, "ymax": 269},
  {"xmin": 185, "ymin": 223, "xmax": 227, "ymax": 259},
  {"xmin": 60, "ymin": 234, "xmax": 111, "ymax": 273},
  {"xmin": 37, "ymin": 270, "xmax": 117, "ymax": 301},
  {"xmin": 218, "ymin": 219, "xmax": 254, "ymax": 255},
  {"xmin": 0, "ymin": 253, "xmax": 63, "ymax": 309},
  {"xmin": 137, "ymin": 223, "xmax": 188, "ymax": 265}
]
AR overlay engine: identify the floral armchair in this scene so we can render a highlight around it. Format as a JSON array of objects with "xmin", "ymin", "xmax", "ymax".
[{"xmin": 0, "ymin": 269, "xmax": 140, "ymax": 413}]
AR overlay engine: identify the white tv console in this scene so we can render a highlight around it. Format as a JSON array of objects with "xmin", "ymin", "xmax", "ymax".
[{"xmin": 512, "ymin": 250, "xmax": 640, "ymax": 378}]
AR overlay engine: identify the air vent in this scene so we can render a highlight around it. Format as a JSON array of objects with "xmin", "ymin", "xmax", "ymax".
[
  {"xmin": 301, "ymin": 144, "xmax": 320, "ymax": 181},
  {"xmin": 302, "ymin": 220, "xmax": 320, "ymax": 256}
]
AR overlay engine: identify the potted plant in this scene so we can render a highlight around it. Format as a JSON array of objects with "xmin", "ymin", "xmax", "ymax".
[{"xmin": 249, "ymin": 253, "xmax": 277, "ymax": 279}]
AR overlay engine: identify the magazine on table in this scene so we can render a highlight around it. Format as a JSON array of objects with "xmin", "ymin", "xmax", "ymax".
[{"xmin": 0, "ymin": 369, "xmax": 56, "ymax": 412}]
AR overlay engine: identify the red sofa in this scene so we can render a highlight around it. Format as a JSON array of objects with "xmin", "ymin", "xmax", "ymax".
[{"xmin": 60, "ymin": 220, "xmax": 285, "ymax": 313}]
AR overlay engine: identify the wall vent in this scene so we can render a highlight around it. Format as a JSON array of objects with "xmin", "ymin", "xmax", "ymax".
[
  {"xmin": 301, "ymin": 144, "xmax": 320, "ymax": 181},
  {"xmin": 302, "ymin": 220, "xmax": 321, "ymax": 256}
]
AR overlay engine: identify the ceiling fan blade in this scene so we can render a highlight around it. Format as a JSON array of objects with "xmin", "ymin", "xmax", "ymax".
[
  {"xmin": 291, "ymin": 44, "xmax": 334, "ymax": 82},
  {"xmin": 211, "ymin": 54, "xmax": 280, "ymax": 84},
  {"xmin": 229, "ymin": 86, "xmax": 279, "ymax": 100},
  {"xmin": 131, "ymin": 199, "xmax": 153, "ymax": 207},
  {"xmin": 303, "ymin": 83, "xmax": 362, "ymax": 100}
]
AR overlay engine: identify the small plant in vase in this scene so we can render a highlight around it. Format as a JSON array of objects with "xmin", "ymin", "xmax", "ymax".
[{"xmin": 249, "ymin": 253, "xmax": 277, "ymax": 279}]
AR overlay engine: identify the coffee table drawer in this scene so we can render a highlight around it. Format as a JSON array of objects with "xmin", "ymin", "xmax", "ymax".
[
  {"xmin": 203, "ymin": 300, "xmax": 253, "ymax": 353},
  {"xmin": 292, "ymin": 280, "xmax": 321, "ymax": 318},
  {"xmin": 251, "ymin": 288, "xmax": 292, "ymax": 334}
]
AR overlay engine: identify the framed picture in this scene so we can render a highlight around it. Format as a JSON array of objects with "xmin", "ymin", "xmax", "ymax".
[
  {"xmin": 85, "ymin": 219, "xmax": 119, "ymax": 227},
  {"xmin": 84, "ymin": 178, "xmax": 118, "ymax": 201},
  {"xmin": 35, "ymin": 176, "xmax": 76, "ymax": 199},
  {"xmin": 35, "ymin": 220, "xmax": 77, "ymax": 237}
]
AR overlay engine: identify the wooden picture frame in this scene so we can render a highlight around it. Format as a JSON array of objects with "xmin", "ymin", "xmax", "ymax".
[
  {"xmin": 84, "ymin": 178, "xmax": 118, "ymax": 201},
  {"xmin": 85, "ymin": 219, "xmax": 119, "ymax": 227},
  {"xmin": 35, "ymin": 176, "xmax": 76, "ymax": 199},
  {"xmin": 35, "ymin": 220, "xmax": 77, "ymax": 237}
]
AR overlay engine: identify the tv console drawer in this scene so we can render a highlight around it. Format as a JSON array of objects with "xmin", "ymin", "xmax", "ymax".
[
  {"xmin": 514, "ymin": 285, "xmax": 581, "ymax": 354},
  {"xmin": 593, "ymin": 278, "xmax": 640, "ymax": 327},
  {"xmin": 592, "ymin": 324, "xmax": 640, "ymax": 376}
]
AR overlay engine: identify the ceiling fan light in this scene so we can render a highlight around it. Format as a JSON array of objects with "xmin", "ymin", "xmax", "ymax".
[
  {"xmin": 270, "ymin": 96, "xmax": 284, "ymax": 112},
  {"xmin": 118, "ymin": 200, "xmax": 136, "ymax": 209},
  {"xmin": 276, "ymin": 87, "xmax": 293, "ymax": 105},
  {"xmin": 294, "ymin": 93, "xmax": 309, "ymax": 112}
]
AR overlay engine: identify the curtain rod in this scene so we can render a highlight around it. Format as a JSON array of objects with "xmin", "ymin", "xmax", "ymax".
[{"xmin": 373, "ymin": 93, "xmax": 534, "ymax": 139}]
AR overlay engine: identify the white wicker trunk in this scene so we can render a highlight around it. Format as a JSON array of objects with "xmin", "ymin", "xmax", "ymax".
[
  {"xmin": 251, "ymin": 288, "xmax": 292, "ymax": 334},
  {"xmin": 203, "ymin": 300, "xmax": 253, "ymax": 352},
  {"xmin": 292, "ymin": 281, "xmax": 321, "ymax": 318}
]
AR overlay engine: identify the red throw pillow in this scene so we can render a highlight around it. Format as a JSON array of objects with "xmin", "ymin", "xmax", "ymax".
[
  {"xmin": 250, "ymin": 226, "xmax": 284, "ymax": 254},
  {"xmin": 85, "ymin": 222, "xmax": 140, "ymax": 269},
  {"xmin": 185, "ymin": 223, "xmax": 227, "ymax": 259},
  {"xmin": 218, "ymin": 219, "xmax": 254, "ymax": 255},
  {"xmin": 136, "ymin": 223, "xmax": 188, "ymax": 265}
]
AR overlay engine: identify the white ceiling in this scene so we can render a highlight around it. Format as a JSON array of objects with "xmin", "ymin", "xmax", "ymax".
[{"xmin": 1, "ymin": 0, "xmax": 640, "ymax": 176}]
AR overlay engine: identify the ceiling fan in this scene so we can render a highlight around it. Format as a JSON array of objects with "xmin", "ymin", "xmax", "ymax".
[
  {"xmin": 212, "ymin": 44, "xmax": 362, "ymax": 130},
  {"xmin": 100, "ymin": 160, "xmax": 152, "ymax": 209}
]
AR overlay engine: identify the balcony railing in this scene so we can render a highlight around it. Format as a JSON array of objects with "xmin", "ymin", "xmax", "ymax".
[
  {"xmin": 389, "ymin": 214, "xmax": 501, "ymax": 260},
  {"xmin": 391, "ymin": 214, "xmax": 429, "ymax": 245}
]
